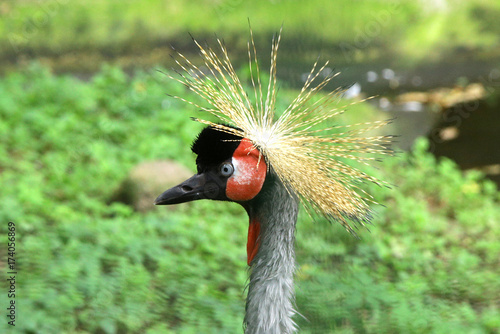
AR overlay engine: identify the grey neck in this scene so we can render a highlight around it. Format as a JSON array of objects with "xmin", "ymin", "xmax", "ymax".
[{"xmin": 243, "ymin": 174, "xmax": 299, "ymax": 334}]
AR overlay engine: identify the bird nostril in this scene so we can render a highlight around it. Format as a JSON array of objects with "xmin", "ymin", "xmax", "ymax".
[{"xmin": 181, "ymin": 185, "xmax": 193, "ymax": 192}]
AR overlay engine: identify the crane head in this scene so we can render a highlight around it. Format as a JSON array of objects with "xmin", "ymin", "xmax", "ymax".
[
  {"xmin": 155, "ymin": 125, "xmax": 268, "ymax": 265},
  {"xmin": 154, "ymin": 125, "xmax": 267, "ymax": 205}
]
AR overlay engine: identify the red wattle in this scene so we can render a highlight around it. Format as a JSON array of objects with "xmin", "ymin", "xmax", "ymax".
[{"xmin": 247, "ymin": 218, "xmax": 261, "ymax": 266}]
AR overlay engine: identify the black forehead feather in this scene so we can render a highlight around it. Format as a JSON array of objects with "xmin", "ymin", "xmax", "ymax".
[{"xmin": 191, "ymin": 125, "xmax": 242, "ymax": 168}]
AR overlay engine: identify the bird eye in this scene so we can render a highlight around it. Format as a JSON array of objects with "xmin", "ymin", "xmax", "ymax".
[{"xmin": 220, "ymin": 162, "xmax": 234, "ymax": 177}]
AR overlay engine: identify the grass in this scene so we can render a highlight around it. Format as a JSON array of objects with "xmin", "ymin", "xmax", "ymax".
[
  {"xmin": 0, "ymin": 63, "xmax": 498, "ymax": 333},
  {"xmin": 1, "ymin": 0, "xmax": 500, "ymax": 73}
]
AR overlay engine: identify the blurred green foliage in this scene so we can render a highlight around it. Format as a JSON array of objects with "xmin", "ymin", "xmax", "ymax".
[
  {"xmin": 296, "ymin": 137, "xmax": 500, "ymax": 333},
  {"xmin": 1, "ymin": 0, "xmax": 500, "ymax": 71},
  {"xmin": 0, "ymin": 64, "xmax": 498, "ymax": 333}
]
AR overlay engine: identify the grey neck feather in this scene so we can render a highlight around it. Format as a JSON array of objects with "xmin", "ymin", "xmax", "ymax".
[{"xmin": 243, "ymin": 173, "xmax": 299, "ymax": 334}]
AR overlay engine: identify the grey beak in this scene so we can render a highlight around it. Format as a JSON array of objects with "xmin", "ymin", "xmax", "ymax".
[{"xmin": 154, "ymin": 173, "xmax": 207, "ymax": 205}]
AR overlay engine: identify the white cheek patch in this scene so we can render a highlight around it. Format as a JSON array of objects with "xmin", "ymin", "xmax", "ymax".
[{"xmin": 231, "ymin": 157, "xmax": 254, "ymax": 186}]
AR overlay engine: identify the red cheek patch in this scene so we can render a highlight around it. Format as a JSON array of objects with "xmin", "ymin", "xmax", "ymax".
[{"xmin": 226, "ymin": 139, "xmax": 266, "ymax": 201}]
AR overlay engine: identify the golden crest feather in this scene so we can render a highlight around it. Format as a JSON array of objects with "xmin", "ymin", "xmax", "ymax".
[{"xmin": 167, "ymin": 27, "xmax": 392, "ymax": 234}]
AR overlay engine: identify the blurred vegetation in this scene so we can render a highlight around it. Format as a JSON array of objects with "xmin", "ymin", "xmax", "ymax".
[
  {"xmin": 0, "ymin": 64, "xmax": 498, "ymax": 333},
  {"xmin": 1, "ymin": 0, "xmax": 500, "ymax": 72}
]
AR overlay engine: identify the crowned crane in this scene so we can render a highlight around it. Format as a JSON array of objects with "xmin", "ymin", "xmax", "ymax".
[{"xmin": 154, "ymin": 28, "xmax": 392, "ymax": 334}]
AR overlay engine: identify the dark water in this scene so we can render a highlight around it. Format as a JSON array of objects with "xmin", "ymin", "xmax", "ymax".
[{"xmin": 428, "ymin": 98, "xmax": 500, "ymax": 186}]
